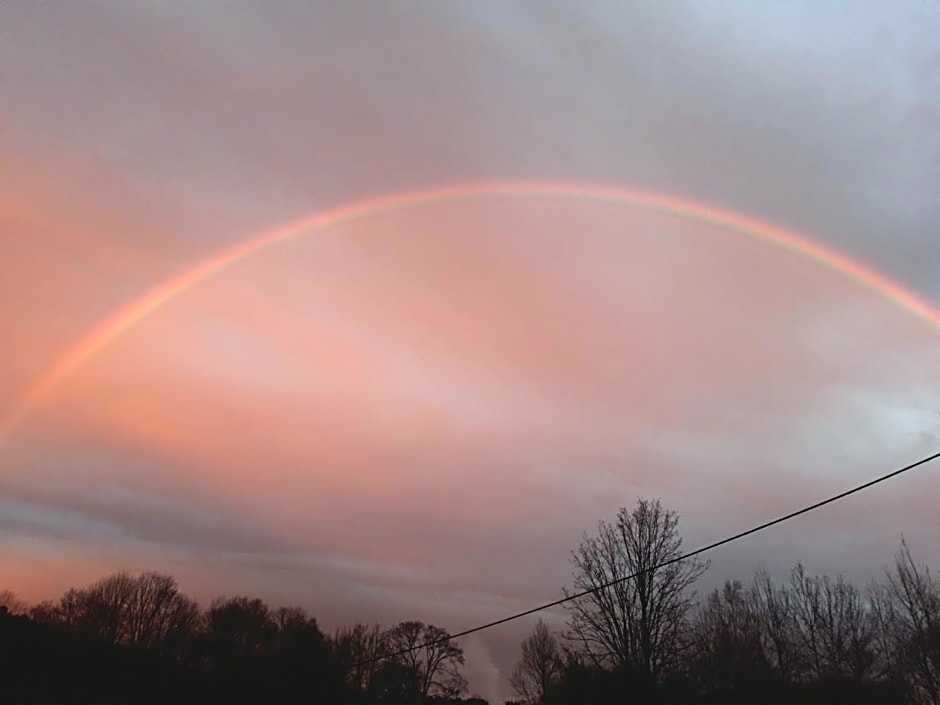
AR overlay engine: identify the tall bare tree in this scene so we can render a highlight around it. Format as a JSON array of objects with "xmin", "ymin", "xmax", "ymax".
[
  {"xmin": 36, "ymin": 571, "xmax": 198, "ymax": 651},
  {"xmin": 878, "ymin": 538, "xmax": 940, "ymax": 704},
  {"xmin": 564, "ymin": 498, "xmax": 708, "ymax": 684},
  {"xmin": 124, "ymin": 572, "xmax": 201, "ymax": 650},
  {"xmin": 750, "ymin": 566, "xmax": 797, "ymax": 681},
  {"xmin": 819, "ymin": 573, "xmax": 876, "ymax": 679},
  {"xmin": 205, "ymin": 595, "xmax": 277, "ymax": 660},
  {"xmin": 691, "ymin": 580, "xmax": 771, "ymax": 692},
  {"xmin": 384, "ymin": 620, "xmax": 467, "ymax": 700},
  {"xmin": 510, "ymin": 619, "xmax": 564, "ymax": 704},
  {"xmin": 788, "ymin": 564, "xmax": 875, "ymax": 681},
  {"xmin": 332, "ymin": 623, "xmax": 388, "ymax": 692}
]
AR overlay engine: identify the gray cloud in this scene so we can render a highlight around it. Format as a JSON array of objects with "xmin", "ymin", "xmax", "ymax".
[
  {"xmin": 2, "ymin": 2, "xmax": 939, "ymax": 701},
  {"xmin": 0, "ymin": 476, "xmax": 291, "ymax": 557},
  {"xmin": 2, "ymin": 2, "xmax": 937, "ymax": 295}
]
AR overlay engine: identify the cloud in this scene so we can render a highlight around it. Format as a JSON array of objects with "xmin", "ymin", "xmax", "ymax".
[
  {"xmin": 4, "ymin": 200, "xmax": 936, "ymax": 597},
  {"xmin": 2, "ymin": 1, "xmax": 938, "ymax": 695},
  {"xmin": 462, "ymin": 634, "xmax": 504, "ymax": 705}
]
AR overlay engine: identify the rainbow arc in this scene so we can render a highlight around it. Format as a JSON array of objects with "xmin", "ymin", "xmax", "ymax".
[{"xmin": 3, "ymin": 181, "xmax": 938, "ymax": 441}]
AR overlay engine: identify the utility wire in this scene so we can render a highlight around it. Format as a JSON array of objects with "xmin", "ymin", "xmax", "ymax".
[{"xmin": 359, "ymin": 449, "xmax": 940, "ymax": 666}]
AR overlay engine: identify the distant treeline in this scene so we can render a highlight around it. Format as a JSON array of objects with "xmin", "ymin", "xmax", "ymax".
[
  {"xmin": 508, "ymin": 500, "xmax": 938, "ymax": 705},
  {"xmin": 0, "ymin": 578, "xmax": 479, "ymax": 705},
  {"xmin": 1, "ymin": 498, "xmax": 937, "ymax": 704}
]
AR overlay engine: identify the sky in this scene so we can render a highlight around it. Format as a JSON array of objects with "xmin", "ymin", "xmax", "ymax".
[{"xmin": 1, "ymin": 2, "xmax": 939, "ymax": 701}]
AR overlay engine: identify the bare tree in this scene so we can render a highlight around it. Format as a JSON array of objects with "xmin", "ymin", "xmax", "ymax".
[
  {"xmin": 750, "ymin": 566, "xmax": 797, "ymax": 681},
  {"xmin": 789, "ymin": 564, "xmax": 829, "ymax": 680},
  {"xmin": 123, "ymin": 572, "xmax": 200, "ymax": 650},
  {"xmin": 0, "ymin": 589, "xmax": 28, "ymax": 616},
  {"xmin": 789, "ymin": 564, "xmax": 877, "ymax": 681},
  {"xmin": 37, "ymin": 571, "xmax": 199, "ymax": 651},
  {"xmin": 384, "ymin": 620, "xmax": 468, "ymax": 700},
  {"xmin": 270, "ymin": 605, "xmax": 330, "ymax": 674},
  {"xmin": 564, "ymin": 498, "xmax": 708, "ymax": 684},
  {"xmin": 691, "ymin": 580, "xmax": 771, "ymax": 692},
  {"xmin": 819, "ymin": 573, "xmax": 876, "ymax": 679},
  {"xmin": 272, "ymin": 605, "xmax": 309, "ymax": 635},
  {"xmin": 206, "ymin": 596, "xmax": 277, "ymax": 659},
  {"xmin": 880, "ymin": 538, "xmax": 940, "ymax": 704},
  {"xmin": 61, "ymin": 571, "xmax": 136, "ymax": 643},
  {"xmin": 332, "ymin": 623, "xmax": 389, "ymax": 691},
  {"xmin": 510, "ymin": 619, "xmax": 564, "ymax": 704}
]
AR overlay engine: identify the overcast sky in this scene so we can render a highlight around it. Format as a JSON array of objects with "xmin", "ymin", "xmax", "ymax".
[{"xmin": 1, "ymin": 2, "xmax": 939, "ymax": 701}]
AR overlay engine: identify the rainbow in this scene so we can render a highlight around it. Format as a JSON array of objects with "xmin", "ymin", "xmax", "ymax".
[{"xmin": 3, "ymin": 180, "xmax": 938, "ymax": 441}]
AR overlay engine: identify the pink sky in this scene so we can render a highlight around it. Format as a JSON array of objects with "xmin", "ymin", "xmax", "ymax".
[{"xmin": 2, "ymin": 3, "xmax": 938, "ymax": 701}]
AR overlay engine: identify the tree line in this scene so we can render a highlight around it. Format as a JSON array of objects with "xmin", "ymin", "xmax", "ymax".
[
  {"xmin": 507, "ymin": 499, "xmax": 939, "ymax": 705},
  {"xmin": 1, "ymin": 497, "xmax": 937, "ymax": 704},
  {"xmin": 0, "ymin": 574, "xmax": 477, "ymax": 704}
]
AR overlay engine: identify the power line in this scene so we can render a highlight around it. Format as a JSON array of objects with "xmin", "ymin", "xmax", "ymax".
[{"xmin": 359, "ymin": 449, "xmax": 940, "ymax": 666}]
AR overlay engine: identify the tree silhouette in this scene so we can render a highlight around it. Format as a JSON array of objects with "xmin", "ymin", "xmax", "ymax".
[
  {"xmin": 384, "ymin": 620, "xmax": 468, "ymax": 700},
  {"xmin": 333, "ymin": 622, "xmax": 389, "ymax": 692},
  {"xmin": 205, "ymin": 595, "xmax": 277, "ymax": 659},
  {"xmin": 690, "ymin": 579, "xmax": 772, "ymax": 694},
  {"xmin": 750, "ymin": 565, "xmax": 798, "ymax": 681},
  {"xmin": 875, "ymin": 538, "xmax": 940, "ymax": 704},
  {"xmin": 27, "ymin": 571, "xmax": 199, "ymax": 653},
  {"xmin": 270, "ymin": 606, "xmax": 336, "ymax": 702},
  {"xmin": 123, "ymin": 572, "xmax": 201, "ymax": 652},
  {"xmin": 0, "ymin": 589, "xmax": 28, "ymax": 616},
  {"xmin": 5, "ymin": 516, "xmax": 940, "ymax": 704},
  {"xmin": 564, "ymin": 498, "xmax": 708, "ymax": 685},
  {"xmin": 787, "ymin": 564, "xmax": 876, "ymax": 681},
  {"xmin": 509, "ymin": 619, "xmax": 564, "ymax": 704}
]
